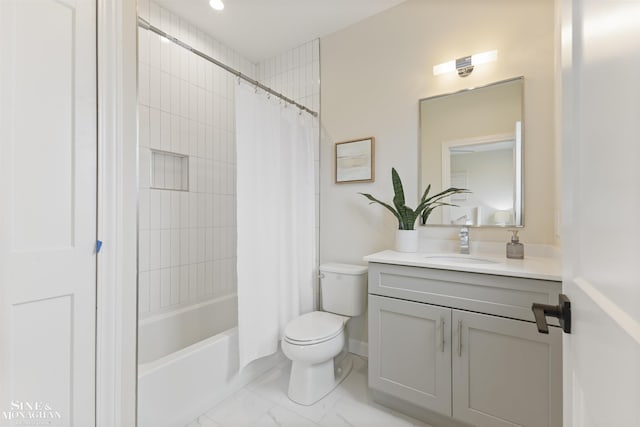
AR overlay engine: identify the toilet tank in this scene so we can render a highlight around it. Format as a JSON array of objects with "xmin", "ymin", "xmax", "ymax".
[{"xmin": 320, "ymin": 263, "xmax": 368, "ymax": 317}]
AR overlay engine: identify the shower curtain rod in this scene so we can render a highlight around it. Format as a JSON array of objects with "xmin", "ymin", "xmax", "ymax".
[{"xmin": 137, "ymin": 17, "xmax": 319, "ymax": 118}]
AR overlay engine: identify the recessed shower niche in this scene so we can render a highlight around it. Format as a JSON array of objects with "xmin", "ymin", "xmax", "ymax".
[{"xmin": 150, "ymin": 149, "xmax": 189, "ymax": 192}]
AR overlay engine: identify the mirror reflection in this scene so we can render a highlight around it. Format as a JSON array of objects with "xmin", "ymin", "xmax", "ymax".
[{"xmin": 420, "ymin": 77, "xmax": 524, "ymax": 227}]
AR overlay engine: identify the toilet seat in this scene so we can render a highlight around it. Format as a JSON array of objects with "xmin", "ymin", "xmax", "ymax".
[{"xmin": 284, "ymin": 311, "xmax": 347, "ymax": 346}]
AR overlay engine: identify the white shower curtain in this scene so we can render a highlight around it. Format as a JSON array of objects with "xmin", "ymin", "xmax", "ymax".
[{"xmin": 236, "ymin": 83, "xmax": 316, "ymax": 370}]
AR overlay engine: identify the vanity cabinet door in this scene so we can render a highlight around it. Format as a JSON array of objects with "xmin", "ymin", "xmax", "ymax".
[
  {"xmin": 452, "ymin": 310, "xmax": 562, "ymax": 427},
  {"xmin": 369, "ymin": 294, "xmax": 452, "ymax": 416}
]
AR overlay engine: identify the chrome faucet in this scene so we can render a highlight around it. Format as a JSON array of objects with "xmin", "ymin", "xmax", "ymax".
[
  {"xmin": 459, "ymin": 227, "xmax": 470, "ymax": 254},
  {"xmin": 452, "ymin": 214, "xmax": 468, "ymax": 225}
]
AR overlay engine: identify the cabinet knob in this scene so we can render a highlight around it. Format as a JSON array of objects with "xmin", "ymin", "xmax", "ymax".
[{"xmin": 532, "ymin": 294, "xmax": 571, "ymax": 334}]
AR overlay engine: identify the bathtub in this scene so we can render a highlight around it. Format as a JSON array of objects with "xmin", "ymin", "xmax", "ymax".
[{"xmin": 137, "ymin": 294, "xmax": 283, "ymax": 427}]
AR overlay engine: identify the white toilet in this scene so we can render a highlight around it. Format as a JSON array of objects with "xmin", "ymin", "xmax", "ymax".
[{"xmin": 281, "ymin": 263, "xmax": 367, "ymax": 405}]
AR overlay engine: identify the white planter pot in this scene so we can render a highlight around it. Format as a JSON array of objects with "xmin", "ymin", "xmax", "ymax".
[{"xmin": 395, "ymin": 229, "xmax": 419, "ymax": 253}]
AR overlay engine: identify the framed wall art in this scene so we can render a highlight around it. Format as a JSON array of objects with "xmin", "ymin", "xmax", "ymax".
[{"xmin": 335, "ymin": 137, "xmax": 375, "ymax": 184}]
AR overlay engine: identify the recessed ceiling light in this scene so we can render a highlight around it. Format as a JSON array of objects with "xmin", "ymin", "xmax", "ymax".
[{"xmin": 209, "ymin": 0, "xmax": 224, "ymax": 11}]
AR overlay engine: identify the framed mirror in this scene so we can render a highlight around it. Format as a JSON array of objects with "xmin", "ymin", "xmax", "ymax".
[{"xmin": 419, "ymin": 77, "xmax": 524, "ymax": 227}]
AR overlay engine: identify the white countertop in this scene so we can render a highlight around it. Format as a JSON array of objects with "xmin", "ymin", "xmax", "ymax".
[{"xmin": 363, "ymin": 250, "xmax": 562, "ymax": 281}]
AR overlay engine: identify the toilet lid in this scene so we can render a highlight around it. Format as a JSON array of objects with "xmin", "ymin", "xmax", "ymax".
[{"xmin": 284, "ymin": 311, "xmax": 347, "ymax": 344}]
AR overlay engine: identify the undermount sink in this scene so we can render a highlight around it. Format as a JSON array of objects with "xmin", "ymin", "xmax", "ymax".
[{"xmin": 424, "ymin": 255, "xmax": 501, "ymax": 265}]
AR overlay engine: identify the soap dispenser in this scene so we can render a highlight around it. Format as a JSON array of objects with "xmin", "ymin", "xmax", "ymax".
[{"xmin": 506, "ymin": 230, "xmax": 524, "ymax": 259}]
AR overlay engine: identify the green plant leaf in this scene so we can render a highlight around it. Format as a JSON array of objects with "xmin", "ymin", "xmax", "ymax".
[
  {"xmin": 391, "ymin": 168, "xmax": 406, "ymax": 213},
  {"xmin": 359, "ymin": 193, "xmax": 401, "ymax": 224},
  {"xmin": 420, "ymin": 184, "xmax": 431, "ymax": 204},
  {"xmin": 359, "ymin": 168, "xmax": 471, "ymax": 231},
  {"xmin": 416, "ymin": 198, "xmax": 458, "ymax": 215},
  {"xmin": 424, "ymin": 187, "xmax": 470, "ymax": 204},
  {"xmin": 397, "ymin": 204, "xmax": 417, "ymax": 230},
  {"xmin": 420, "ymin": 205, "xmax": 440, "ymax": 224},
  {"xmin": 419, "ymin": 187, "xmax": 470, "ymax": 224}
]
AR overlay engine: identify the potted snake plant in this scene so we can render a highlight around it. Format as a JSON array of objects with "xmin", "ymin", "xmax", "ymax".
[{"xmin": 360, "ymin": 168, "xmax": 469, "ymax": 252}]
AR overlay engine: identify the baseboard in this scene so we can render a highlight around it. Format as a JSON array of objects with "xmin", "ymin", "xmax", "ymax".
[{"xmin": 348, "ymin": 338, "xmax": 368, "ymax": 358}]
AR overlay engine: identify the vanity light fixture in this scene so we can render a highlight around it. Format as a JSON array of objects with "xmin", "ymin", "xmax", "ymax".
[
  {"xmin": 209, "ymin": 0, "xmax": 224, "ymax": 11},
  {"xmin": 433, "ymin": 50, "xmax": 498, "ymax": 77}
]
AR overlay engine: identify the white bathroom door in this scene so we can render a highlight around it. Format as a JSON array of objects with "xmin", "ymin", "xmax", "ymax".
[
  {"xmin": 561, "ymin": 0, "xmax": 640, "ymax": 426},
  {"xmin": 0, "ymin": 0, "xmax": 97, "ymax": 426}
]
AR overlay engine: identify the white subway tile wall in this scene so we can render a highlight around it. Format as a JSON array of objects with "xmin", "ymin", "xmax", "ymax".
[
  {"xmin": 138, "ymin": 0, "xmax": 320, "ymax": 317},
  {"xmin": 138, "ymin": 1, "xmax": 251, "ymax": 317},
  {"xmin": 256, "ymin": 40, "xmax": 320, "ymax": 117}
]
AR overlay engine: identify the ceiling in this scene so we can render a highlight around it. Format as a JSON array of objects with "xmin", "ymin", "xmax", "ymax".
[{"xmin": 153, "ymin": 0, "xmax": 407, "ymax": 63}]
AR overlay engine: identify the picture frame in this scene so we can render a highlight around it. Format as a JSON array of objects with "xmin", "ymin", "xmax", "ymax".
[{"xmin": 335, "ymin": 137, "xmax": 375, "ymax": 184}]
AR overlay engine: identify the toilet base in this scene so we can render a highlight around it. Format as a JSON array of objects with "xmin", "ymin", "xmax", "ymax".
[{"xmin": 287, "ymin": 351, "xmax": 353, "ymax": 406}]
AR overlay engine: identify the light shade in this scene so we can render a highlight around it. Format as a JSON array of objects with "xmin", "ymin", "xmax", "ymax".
[
  {"xmin": 209, "ymin": 0, "xmax": 224, "ymax": 11},
  {"xmin": 433, "ymin": 60, "xmax": 456, "ymax": 76},
  {"xmin": 472, "ymin": 50, "xmax": 498, "ymax": 66}
]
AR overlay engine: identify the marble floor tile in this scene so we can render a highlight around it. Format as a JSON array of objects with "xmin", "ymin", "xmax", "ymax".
[
  {"xmin": 205, "ymin": 388, "xmax": 276, "ymax": 427},
  {"xmin": 185, "ymin": 414, "xmax": 222, "ymax": 427},
  {"xmin": 188, "ymin": 354, "xmax": 431, "ymax": 427},
  {"xmin": 252, "ymin": 405, "xmax": 319, "ymax": 427},
  {"xmin": 318, "ymin": 398, "xmax": 429, "ymax": 427}
]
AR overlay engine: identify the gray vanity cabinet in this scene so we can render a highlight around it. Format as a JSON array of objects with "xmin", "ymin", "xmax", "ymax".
[
  {"xmin": 369, "ymin": 295, "xmax": 452, "ymax": 416},
  {"xmin": 368, "ymin": 262, "xmax": 562, "ymax": 427},
  {"xmin": 452, "ymin": 310, "xmax": 561, "ymax": 427}
]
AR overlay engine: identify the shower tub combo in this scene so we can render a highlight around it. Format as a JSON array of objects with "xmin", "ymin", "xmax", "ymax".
[{"xmin": 137, "ymin": 294, "xmax": 283, "ymax": 427}]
